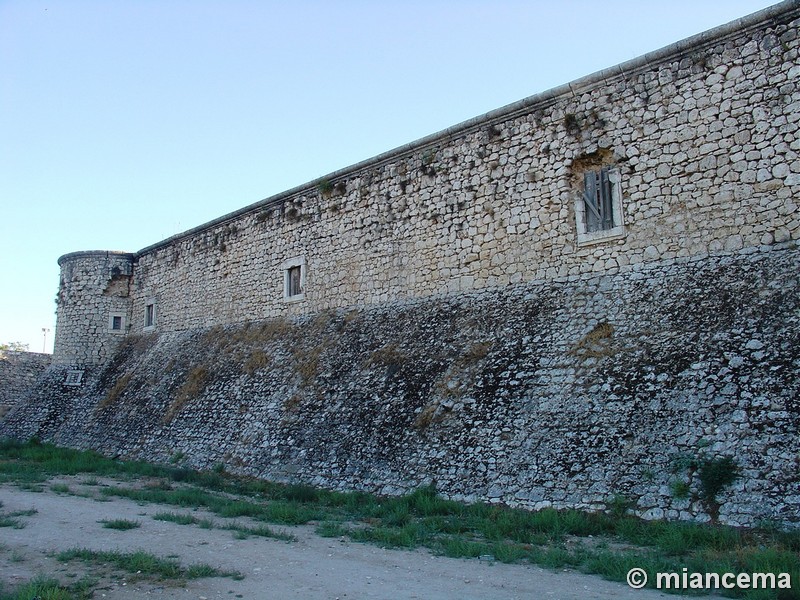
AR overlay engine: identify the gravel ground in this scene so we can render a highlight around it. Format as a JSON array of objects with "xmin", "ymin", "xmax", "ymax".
[{"xmin": 0, "ymin": 478, "xmax": 678, "ymax": 600}]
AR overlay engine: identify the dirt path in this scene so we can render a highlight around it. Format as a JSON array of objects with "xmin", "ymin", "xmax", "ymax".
[{"xmin": 0, "ymin": 479, "xmax": 675, "ymax": 599}]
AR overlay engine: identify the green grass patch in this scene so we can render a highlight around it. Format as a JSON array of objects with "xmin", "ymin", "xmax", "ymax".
[
  {"xmin": 56, "ymin": 547, "xmax": 242, "ymax": 581},
  {"xmin": 100, "ymin": 519, "xmax": 140, "ymax": 531},
  {"xmin": 316, "ymin": 521, "xmax": 347, "ymax": 538},
  {"xmin": 222, "ymin": 522, "xmax": 295, "ymax": 541},
  {"xmin": 7, "ymin": 509, "xmax": 37, "ymax": 518},
  {"xmin": 151, "ymin": 511, "xmax": 294, "ymax": 541},
  {"xmin": 0, "ymin": 575, "xmax": 95, "ymax": 600},
  {"xmin": 0, "ymin": 508, "xmax": 36, "ymax": 529},
  {"xmin": 4, "ymin": 440, "xmax": 800, "ymax": 598}
]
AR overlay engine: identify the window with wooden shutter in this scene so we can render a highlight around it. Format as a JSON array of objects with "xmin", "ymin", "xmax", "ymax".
[
  {"xmin": 287, "ymin": 266, "xmax": 302, "ymax": 297},
  {"xmin": 575, "ymin": 167, "xmax": 625, "ymax": 245},
  {"xmin": 583, "ymin": 168, "xmax": 615, "ymax": 232}
]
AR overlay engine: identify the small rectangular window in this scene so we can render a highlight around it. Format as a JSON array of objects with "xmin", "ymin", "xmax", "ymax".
[
  {"xmin": 575, "ymin": 167, "xmax": 625, "ymax": 245},
  {"xmin": 108, "ymin": 312, "xmax": 126, "ymax": 333},
  {"xmin": 145, "ymin": 304, "xmax": 155, "ymax": 328},
  {"xmin": 287, "ymin": 266, "xmax": 302, "ymax": 297},
  {"xmin": 63, "ymin": 369, "xmax": 84, "ymax": 386},
  {"xmin": 281, "ymin": 256, "xmax": 306, "ymax": 302}
]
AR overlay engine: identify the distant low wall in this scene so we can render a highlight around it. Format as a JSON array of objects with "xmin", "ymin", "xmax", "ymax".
[{"xmin": 0, "ymin": 351, "xmax": 51, "ymax": 418}]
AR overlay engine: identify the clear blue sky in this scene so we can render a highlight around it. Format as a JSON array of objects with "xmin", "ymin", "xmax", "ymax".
[{"xmin": 0, "ymin": 0, "xmax": 777, "ymax": 353}]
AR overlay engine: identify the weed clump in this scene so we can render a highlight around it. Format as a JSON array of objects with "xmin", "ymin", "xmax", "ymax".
[
  {"xmin": 101, "ymin": 519, "xmax": 140, "ymax": 530},
  {"xmin": 99, "ymin": 372, "xmax": 133, "ymax": 410},
  {"xmin": 164, "ymin": 366, "xmax": 209, "ymax": 423},
  {"xmin": 569, "ymin": 322, "xmax": 616, "ymax": 358}
]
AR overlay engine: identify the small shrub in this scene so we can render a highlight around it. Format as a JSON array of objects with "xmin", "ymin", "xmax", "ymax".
[
  {"xmin": 57, "ymin": 547, "xmax": 241, "ymax": 580},
  {"xmin": 294, "ymin": 346, "xmax": 322, "ymax": 387},
  {"xmin": 697, "ymin": 456, "xmax": 739, "ymax": 502},
  {"xmin": 670, "ymin": 479, "xmax": 690, "ymax": 500},
  {"xmin": 153, "ymin": 512, "xmax": 199, "ymax": 525},
  {"xmin": 697, "ymin": 455, "xmax": 739, "ymax": 520},
  {"xmin": 3, "ymin": 577, "xmax": 75, "ymax": 600},
  {"xmin": 367, "ymin": 343, "xmax": 405, "ymax": 368},
  {"xmin": 223, "ymin": 523, "xmax": 295, "ymax": 542},
  {"xmin": 564, "ymin": 113, "xmax": 581, "ymax": 134},
  {"xmin": 606, "ymin": 494, "xmax": 633, "ymax": 518},
  {"xmin": 413, "ymin": 402, "xmax": 440, "ymax": 430},
  {"xmin": 639, "ymin": 468, "xmax": 655, "ymax": 482},
  {"xmin": 283, "ymin": 394, "xmax": 302, "ymax": 413},
  {"xmin": 317, "ymin": 178, "xmax": 333, "ymax": 196}
]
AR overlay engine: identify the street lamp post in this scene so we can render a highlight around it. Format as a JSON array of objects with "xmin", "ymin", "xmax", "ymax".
[{"xmin": 42, "ymin": 328, "xmax": 50, "ymax": 353}]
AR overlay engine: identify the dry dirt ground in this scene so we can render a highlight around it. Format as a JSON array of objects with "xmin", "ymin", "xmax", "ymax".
[{"xmin": 0, "ymin": 476, "xmax": 679, "ymax": 600}]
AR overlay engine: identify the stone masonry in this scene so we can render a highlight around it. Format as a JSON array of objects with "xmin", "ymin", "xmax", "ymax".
[
  {"xmin": 52, "ymin": 1, "xmax": 799, "ymax": 361},
  {"xmin": 0, "ymin": 350, "xmax": 51, "ymax": 418},
  {"xmin": 3, "ymin": 2, "xmax": 799, "ymax": 527}
]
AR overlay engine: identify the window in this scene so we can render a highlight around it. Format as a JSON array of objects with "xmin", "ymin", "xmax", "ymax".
[
  {"xmin": 575, "ymin": 167, "xmax": 625, "ymax": 245},
  {"xmin": 281, "ymin": 256, "xmax": 306, "ymax": 302},
  {"xmin": 144, "ymin": 303, "xmax": 155, "ymax": 328},
  {"xmin": 287, "ymin": 266, "xmax": 302, "ymax": 297},
  {"xmin": 583, "ymin": 168, "xmax": 614, "ymax": 232},
  {"xmin": 63, "ymin": 369, "xmax": 84, "ymax": 386},
  {"xmin": 108, "ymin": 312, "xmax": 125, "ymax": 334}
]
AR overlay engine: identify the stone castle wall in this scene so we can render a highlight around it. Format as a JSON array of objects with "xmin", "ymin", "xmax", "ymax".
[
  {"xmin": 0, "ymin": 351, "xmax": 51, "ymax": 418},
  {"xmin": 54, "ymin": 252, "xmax": 134, "ymax": 365},
  {"xmin": 54, "ymin": 1, "xmax": 799, "ymax": 361},
  {"xmin": 3, "ymin": 247, "xmax": 798, "ymax": 527},
  {"xmin": 9, "ymin": 2, "xmax": 798, "ymax": 527}
]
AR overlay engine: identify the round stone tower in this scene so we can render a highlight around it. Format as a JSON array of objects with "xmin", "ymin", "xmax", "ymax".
[{"xmin": 53, "ymin": 251, "xmax": 135, "ymax": 365}]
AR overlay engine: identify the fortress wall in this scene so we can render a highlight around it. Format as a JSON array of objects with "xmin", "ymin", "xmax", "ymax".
[
  {"xmin": 0, "ymin": 351, "xmax": 50, "ymax": 418},
  {"xmin": 22, "ymin": 4, "xmax": 799, "ymax": 527},
  {"xmin": 54, "ymin": 252, "xmax": 135, "ymax": 365},
  {"xmin": 125, "ymin": 3, "xmax": 800, "ymax": 336},
  {"xmin": 4, "ymin": 247, "xmax": 799, "ymax": 527}
]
